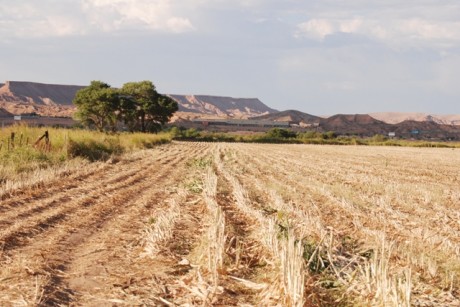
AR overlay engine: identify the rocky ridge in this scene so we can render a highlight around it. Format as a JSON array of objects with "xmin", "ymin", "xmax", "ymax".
[
  {"xmin": 168, "ymin": 94, "xmax": 277, "ymax": 118},
  {"xmin": 370, "ymin": 112, "xmax": 460, "ymax": 126},
  {"xmin": 0, "ymin": 81, "xmax": 458, "ymax": 139},
  {"xmin": 0, "ymin": 81, "xmax": 276, "ymax": 118},
  {"xmin": 0, "ymin": 81, "xmax": 83, "ymax": 117}
]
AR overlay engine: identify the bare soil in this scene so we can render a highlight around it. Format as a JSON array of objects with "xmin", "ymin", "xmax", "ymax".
[
  {"xmin": 0, "ymin": 143, "xmax": 210, "ymax": 305},
  {"xmin": 1, "ymin": 142, "xmax": 459, "ymax": 306}
]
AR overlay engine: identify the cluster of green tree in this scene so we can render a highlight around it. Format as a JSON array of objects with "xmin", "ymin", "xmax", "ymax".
[
  {"xmin": 73, "ymin": 81, "xmax": 178, "ymax": 133},
  {"xmin": 171, "ymin": 127, "xmax": 328, "ymax": 143},
  {"xmin": 170, "ymin": 127, "xmax": 459, "ymax": 147}
]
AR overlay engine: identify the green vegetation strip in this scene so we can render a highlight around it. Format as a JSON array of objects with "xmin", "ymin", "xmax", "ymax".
[
  {"xmin": 0, "ymin": 124, "xmax": 171, "ymax": 179},
  {"xmin": 170, "ymin": 127, "xmax": 460, "ymax": 148}
]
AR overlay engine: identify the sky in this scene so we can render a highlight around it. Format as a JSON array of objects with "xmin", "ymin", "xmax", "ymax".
[{"xmin": 1, "ymin": 0, "xmax": 459, "ymax": 115}]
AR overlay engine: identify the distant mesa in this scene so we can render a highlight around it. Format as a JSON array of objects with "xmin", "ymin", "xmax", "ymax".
[
  {"xmin": 370, "ymin": 112, "xmax": 460, "ymax": 126},
  {"xmin": 0, "ymin": 81, "xmax": 277, "ymax": 119},
  {"xmin": 250, "ymin": 110, "xmax": 322, "ymax": 127},
  {"xmin": 0, "ymin": 81, "xmax": 85, "ymax": 106},
  {"xmin": 0, "ymin": 81, "xmax": 459, "ymax": 139},
  {"xmin": 168, "ymin": 94, "xmax": 277, "ymax": 118},
  {"xmin": 0, "ymin": 81, "xmax": 84, "ymax": 117},
  {"xmin": 318, "ymin": 114, "xmax": 390, "ymax": 135}
]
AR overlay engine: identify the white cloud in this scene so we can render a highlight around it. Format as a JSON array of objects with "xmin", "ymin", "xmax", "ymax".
[
  {"xmin": 399, "ymin": 18, "xmax": 460, "ymax": 41},
  {"xmin": 296, "ymin": 17, "xmax": 460, "ymax": 49},
  {"xmin": 294, "ymin": 2, "xmax": 460, "ymax": 49},
  {"xmin": 82, "ymin": 0, "xmax": 194, "ymax": 33},
  {"xmin": 340, "ymin": 19, "xmax": 363, "ymax": 34},
  {"xmin": 0, "ymin": 2, "xmax": 86, "ymax": 38},
  {"xmin": 295, "ymin": 18, "xmax": 364, "ymax": 40},
  {"xmin": 0, "ymin": 0, "xmax": 195, "ymax": 39},
  {"xmin": 295, "ymin": 19, "xmax": 335, "ymax": 40},
  {"xmin": 45, "ymin": 15, "xmax": 86, "ymax": 36}
]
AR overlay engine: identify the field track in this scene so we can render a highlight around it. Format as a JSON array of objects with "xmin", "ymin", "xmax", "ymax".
[{"xmin": 1, "ymin": 142, "xmax": 459, "ymax": 306}]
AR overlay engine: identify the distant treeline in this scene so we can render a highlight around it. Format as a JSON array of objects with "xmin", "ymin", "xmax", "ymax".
[{"xmin": 170, "ymin": 127, "xmax": 460, "ymax": 148}]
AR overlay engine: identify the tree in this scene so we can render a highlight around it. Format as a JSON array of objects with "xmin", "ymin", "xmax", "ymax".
[
  {"xmin": 120, "ymin": 81, "xmax": 178, "ymax": 132},
  {"xmin": 73, "ymin": 81, "xmax": 119, "ymax": 132},
  {"xmin": 266, "ymin": 128, "xmax": 296, "ymax": 139},
  {"xmin": 74, "ymin": 80, "xmax": 178, "ymax": 133}
]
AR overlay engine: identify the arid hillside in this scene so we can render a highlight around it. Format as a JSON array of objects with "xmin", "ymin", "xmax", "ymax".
[
  {"xmin": 168, "ymin": 94, "xmax": 277, "ymax": 118},
  {"xmin": 240, "ymin": 111, "xmax": 460, "ymax": 138},
  {"xmin": 370, "ymin": 112, "xmax": 460, "ymax": 125},
  {"xmin": 1, "ymin": 81, "xmax": 459, "ymax": 137},
  {"xmin": 0, "ymin": 81, "xmax": 84, "ymax": 106},
  {"xmin": 319, "ymin": 114, "xmax": 391, "ymax": 135},
  {"xmin": 0, "ymin": 81, "xmax": 277, "ymax": 119},
  {"xmin": 250, "ymin": 109, "xmax": 322, "ymax": 125},
  {"xmin": 0, "ymin": 81, "xmax": 83, "ymax": 117}
]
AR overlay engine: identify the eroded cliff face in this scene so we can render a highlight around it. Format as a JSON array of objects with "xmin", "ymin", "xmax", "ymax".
[
  {"xmin": 0, "ymin": 81, "xmax": 277, "ymax": 118},
  {"xmin": 0, "ymin": 81, "xmax": 85, "ymax": 106},
  {"xmin": 0, "ymin": 81, "xmax": 83, "ymax": 116},
  {"xmin": 1, "ymin": 81, "xmax": 458, "ymax": 128},
  {"xmin": 168, "ymin": 94, "xmax": 277, "ymax": 118},
  {"xmin": 370, "ymin": 112, "xmax": 460, "ymax": 126}
]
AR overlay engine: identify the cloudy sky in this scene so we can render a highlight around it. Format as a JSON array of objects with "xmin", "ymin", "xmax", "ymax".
[{"xmin": 1, "ymin": 0, "xmax": 459, "ymax": 115}]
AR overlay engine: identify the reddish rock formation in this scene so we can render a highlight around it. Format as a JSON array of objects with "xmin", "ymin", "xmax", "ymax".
[{"xmin": 168, "ymin": 94, "xmax": 277, "ymax": 118}]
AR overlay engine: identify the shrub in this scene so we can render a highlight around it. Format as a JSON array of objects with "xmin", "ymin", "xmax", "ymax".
[
  {"xmin": 67, "ymin": 138, "xmax": 123, "ymax": 161},
  {"xmin": 266, "ymin": 128, "xmax": 297, "ymax": 139},
  {"xmin": 322, "ymin": 131, "xmax": 337, "ymax": 139}
]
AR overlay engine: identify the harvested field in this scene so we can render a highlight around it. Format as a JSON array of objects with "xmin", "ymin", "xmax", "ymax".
[{"xmin": 0, "ymin": 142, "xmax": 459, "ymax": 306}]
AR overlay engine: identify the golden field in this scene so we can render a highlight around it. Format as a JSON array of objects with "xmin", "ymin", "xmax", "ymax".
[{"xmin": 0, "ymin": 141, "xmax": 458, "ymax": 306}]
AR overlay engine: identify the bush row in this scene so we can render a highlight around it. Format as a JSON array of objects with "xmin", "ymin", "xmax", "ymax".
[{"xmin": 169, "ymin": 127, "xmax": 460, "ymax": 148}]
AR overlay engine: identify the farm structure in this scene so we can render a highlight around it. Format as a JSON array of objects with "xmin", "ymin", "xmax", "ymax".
[
  {"xmin": 0, "ymin": 114, "xmax": 75, "ymax": 127},
  {"xmin": 192, "ymin": 118, "xmax": 290, "ymax": 128}
]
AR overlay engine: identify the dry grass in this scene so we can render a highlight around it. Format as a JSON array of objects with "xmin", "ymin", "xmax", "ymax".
[
  {"xmin": 218, "ymin": 143, "xmax": 459, "ymax": 306},
  {"xmin": 141, "ymin": 191, "xmax": 186, "ymax": 257},
  {"xmin": 0, "ymin": 124, "xmax": 172, "ymax": 200},
  {"xmin": 1, "ymin": 141, "xmax": 458, "ymax": 306},
  {"xmin": 0, "ymin": 124, "xmax": 171, "ymax": 184}
]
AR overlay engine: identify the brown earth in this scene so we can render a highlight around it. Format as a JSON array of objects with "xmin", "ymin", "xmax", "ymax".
[
  {"xmin": 0, "ymin": 142, "xmax": 213, "ymax": 305},
  {"xmin": 0, "ymin": 142, "xmax": 279, "ymax": 305},
  {"xmin": 1, "ymin": 142, "xmax": 459, "ymax": 305}
]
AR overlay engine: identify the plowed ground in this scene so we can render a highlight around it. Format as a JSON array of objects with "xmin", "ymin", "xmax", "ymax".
[
  {"xmin": 1, "ymin": 142, "xmax": 459, "ymax": 306},
  {"xmin": 0, "ymin": 142, "xmax": 213, "ymax": 305}
]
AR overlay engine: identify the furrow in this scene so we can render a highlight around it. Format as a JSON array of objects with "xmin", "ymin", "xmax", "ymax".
[
  {"xmin": 0, "ymin": 152, "xmax": 185, "ymax": 255},
  {"xmin": 0, "ymin": 146, "xmax": 178, "ymax": 225}
]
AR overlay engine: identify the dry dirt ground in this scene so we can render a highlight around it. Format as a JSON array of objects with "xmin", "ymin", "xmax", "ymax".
[
  {"xmin": 0, "ymin": 142, "xmax": 213, "ymax": 305},
  {"xmin": 1, "ymin": 142, "xmax": 459, "ymax": 306}
]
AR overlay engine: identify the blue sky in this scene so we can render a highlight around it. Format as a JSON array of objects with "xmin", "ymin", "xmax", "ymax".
[{"xmin": 1, "ymin": 0, "xmax": 459, "ymax": 115}]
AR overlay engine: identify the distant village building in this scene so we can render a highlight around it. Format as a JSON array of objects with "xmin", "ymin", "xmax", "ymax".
[
  {"xmin": 388, "ymin": 132, "xmax": 396, "ymax": 138},
  {"xmin": 193, "ymin": 119, "xmax": 290, "ymax": 128},
  {"xmin": 298, "ymin": 122, "xmax": 320, "ymax": 128}
]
